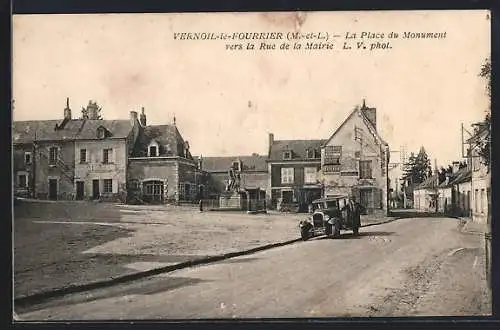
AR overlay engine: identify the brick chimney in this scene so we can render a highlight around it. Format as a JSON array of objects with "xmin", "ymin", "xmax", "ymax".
[
  {"xmin": 452, "ymin": 161, "xmax": 460, "ymax": 174},
  {"xmin": 130, "ymin": 111, "xmax": 138, "ymax": 127},
  {"xmin": 140, "ymin": 107, "xmax": 147, "ymax": 127},
  {"xmin": 87, "ymin": 100, "xmax": 100, "ymax": 120},
  {"xmin": 198, "ymin": 155, "xmax": 203, "ymax": 170},
  {"xmin": 360, "ymin": 99, "xmax": 377, "ymax": 130},
  {"xmin": 64, "ymin": 97, "xmax": 72, "ymax": 120}
]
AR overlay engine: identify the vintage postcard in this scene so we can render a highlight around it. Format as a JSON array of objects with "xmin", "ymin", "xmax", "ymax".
[{"xmin": 12, "ymin": 10, "xmax": 491, "ymax": 320}]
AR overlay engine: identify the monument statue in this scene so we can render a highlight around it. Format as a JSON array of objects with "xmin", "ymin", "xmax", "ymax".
[{"xmin": 225, "ymin": 165, "xmax": 241, "ymax": 192}]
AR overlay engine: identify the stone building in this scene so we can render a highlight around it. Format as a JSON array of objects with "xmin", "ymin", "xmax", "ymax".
[
  {"xmin": 73, "ymin": 108, "xmax": 141, "ymax": 202},
  {"xmin": 12, "ymin": 99, "xmax": 140, "ymax": 201},
  {"xmin": 127, "ymin": 111, "xmax": 204, "ymax": 204},
  {"xmin": 467, "ymin": 121, "xmax": 491, "ymax": 224},
  {"xmin": 320, "ymin": 100, "xmax": 390, "ymax": 215},
  {"xmin": 413, "ymin": 174, "xmax": 440, "ymax": 212},
  {"xmin": 414, "ymin": 163, "xmax": 471, "ymax": 216},
  {"xmin": 267, "ymin": 135, "xmax": 325, "ymax": 211}
]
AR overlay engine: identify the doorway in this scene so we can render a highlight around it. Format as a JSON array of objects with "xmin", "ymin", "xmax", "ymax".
[
  {"xmin": 143, "ymin": 180, "xmax": 164, "ymax": 204},
  {"xmin": 76, "ymin": 181, "xmax": 84, "ymax": 200},
  {"xmin": 92, "ymin": 179, "xmax": 100, "ymax": 199},
  {"xmin": 48, "ymin": 179, "xmax": 58, "ymax": 200}
]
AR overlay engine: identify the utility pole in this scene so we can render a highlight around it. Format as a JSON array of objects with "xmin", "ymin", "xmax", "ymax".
[{"xmin": 32, "ymin": 130, "xmax": 37, "ymax": 199}]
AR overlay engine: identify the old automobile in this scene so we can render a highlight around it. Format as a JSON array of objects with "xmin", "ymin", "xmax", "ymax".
[{"xmin": 298, "ymin": 195, "xmax": 361, "ymax": 240}]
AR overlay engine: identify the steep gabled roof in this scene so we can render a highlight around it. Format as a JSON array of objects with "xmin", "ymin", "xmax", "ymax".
[
  {"xmin": 201, "ymin": 155, "xmax": 268, "ymax": 172},
  {"xmin": 140, "ymin": 125, "xmax": 180, "ymax": 146},
  {"xmin": 322, "ymin": 105, "xmax": 388, "ymax": 147},
  {"xmin": 132, "ymin": 124, "xmax": 191, "ymax": 158},
  {"xmin": 268, "ymin": 139, "xmax": 325, "ymax": 161}
]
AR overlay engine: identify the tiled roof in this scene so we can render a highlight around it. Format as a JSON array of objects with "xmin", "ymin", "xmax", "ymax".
[
  {"xmin": 132, "ymin": 124, "xmax": 189, "ymax": 158},
  {"xmin": 12, "ymin": 119, "xmax": 133, "ymax": 143},
  {"xmin": 449, "ymin": 168, "xmax": 472, "ymax": 185},
  {"xmin": 13, "ymin": 120, "xmax": 83, "ymax": 143},
  {"xmin": 201, "ymin": 155, "xmax": 268, "ymax": 172},
  {"xmin": 140, "ymin": 125, "xmax": 179, "ymax": 146},
  {"xmin": 76, "ymin": 120, "xmax": 132, "ymax": 140},
  {"xmin": 269, "ymin": 139, "xmax": 326, "ymax": 161},
  {"xmin": 415, "ymin": 174, "xmax": 439, "ymax": 189},
  {"xmin": 416, "ymin": 167, "xmax": 471, "ymax": 189}
]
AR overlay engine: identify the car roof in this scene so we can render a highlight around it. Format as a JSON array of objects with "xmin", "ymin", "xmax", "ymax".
[{"xmin": 312, "ymin": 195, "xmax": 348, "ymax": 203}]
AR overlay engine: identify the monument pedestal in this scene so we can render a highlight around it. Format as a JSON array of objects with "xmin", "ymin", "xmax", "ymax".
[{"xmin": 219, "ymin": 191, "xmax": 245, "ymax": 210}]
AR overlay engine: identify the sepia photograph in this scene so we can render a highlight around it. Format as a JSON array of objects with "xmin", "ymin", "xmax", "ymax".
[{"xmin": 12, "ymin": 10, "xmax": 492, "ymax": 320}]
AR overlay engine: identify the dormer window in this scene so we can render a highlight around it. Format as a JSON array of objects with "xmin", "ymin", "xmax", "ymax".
[
  {"xmin": 97, "ymin": 127, "xmax": 106, "ymax": 139},
  {"xmin": 306, "ymin": 149, "xmax": 315, "ymax": 159},
  {"xmin": 149, "ymin": 146, "xmax": 158, "ymax": 157},
  {"xmin": 283, "ymin": 151, "xmax": 292, "ymax": 160},
  {"xmin": 148, "ymin": 140, "xmax": 160, "ymax": 157},
  {"xmin": 232, "ymin": 161, "xmax": 241, "ymax": 171}
]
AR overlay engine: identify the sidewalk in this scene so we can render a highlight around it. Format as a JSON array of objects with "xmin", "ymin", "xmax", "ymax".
[{"xmin": 460, "ymin": 218, "xmax": 489, "ymax": 235}]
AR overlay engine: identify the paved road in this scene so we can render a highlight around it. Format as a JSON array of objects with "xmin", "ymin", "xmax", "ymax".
[
  {"xmin": 14, "ymin": 200, "xmax": 389, "ymax": 298},
  {"xmin": 17, "ymin": 217, "xmax": 491, "ymax": 320}
]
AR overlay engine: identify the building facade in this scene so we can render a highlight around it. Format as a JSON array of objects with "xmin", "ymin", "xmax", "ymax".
[
  {"xmin": 13, "ymin": 110, "xmax": 80, "ymax": 200},
  {"xmin": 413, "ymin": 163, "xmax": 471, "ymax": 216},
  {"xmin": 127, "ymin": 112, "xmax": 204, "ymax": 204},
  {"xmin": 73, "ymin": 111, "xmax": 140, "ymax": 202},
  {"xmin": 320, "ymin": 101, "xmax": 390, "ymax": 215},
  {"xmin": 13, "ymin": 99, "xmax": 140, "ymax": 202},
  {"xmin": 467, "ymin": 122, "xmax": 491, "ymax": 224},
  {"xmin": 267, "ymin": 134, "xmax": 325, "ymax": 211}
]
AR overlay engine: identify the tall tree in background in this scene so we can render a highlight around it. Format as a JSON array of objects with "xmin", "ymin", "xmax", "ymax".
[
  {"xmin": 402, "ymin": 146, "xmax": 432, "ymax": 186},
  {"xmin": 401, "ymin": 147, "xmax": 432, "ymax": 202}
]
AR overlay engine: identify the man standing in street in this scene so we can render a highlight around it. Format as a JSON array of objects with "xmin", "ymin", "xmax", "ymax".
[{"xmin": 343, "ymin": 195, "xmax": 361, "ymax": 235}]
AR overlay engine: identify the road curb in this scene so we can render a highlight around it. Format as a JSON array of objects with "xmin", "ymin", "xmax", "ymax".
[
  {"xmin": 15, "ymin": 217, "xmax": 398, "ymax": 309},
  {"xmin": 14, "ymin": 237, "xmax": 302, "ymax": 309},
  {"xmin": 360, "ymin": 217, "xmax": 400, "ymax": 228}
]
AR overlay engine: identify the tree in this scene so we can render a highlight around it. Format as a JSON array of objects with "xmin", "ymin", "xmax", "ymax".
[
  {"xmin": 400, "ymin": 147, "xmax": 432, "ymax": 204},
  {"xmin": 477, "ymin": 57, "xmax": 491, "ymax": 169},
  {"xmin": 480, "ymin": 57, "xmax": 491, "ymax": 101},
  {"xmin": 402, "ymin": 147, "xmax": 432, "ymax": 186}
]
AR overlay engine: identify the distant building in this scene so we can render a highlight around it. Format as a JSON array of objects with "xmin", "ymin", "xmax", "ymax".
[
  {"xmin": 414, "ymin": 162, "xmax": 471, "ymax": 216},
  {"xmin": 320, "ymin": 100, "xmax": 390, "ymax": 215},
  {"xmin": 413, "ymin": 174, "xmax": 439, "ymax": 212},
  {"xmin": 267, "ymin": 134, "xmax": 325, "ymax": 211},
  {"xmin": 201, "ymin": 154, "xmax": 268, "ymax": 201}
]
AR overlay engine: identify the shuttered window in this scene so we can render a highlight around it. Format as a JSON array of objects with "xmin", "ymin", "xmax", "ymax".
[{"xmin": 359, "ymin": 160, "xmax": 372, "ymax": 179}]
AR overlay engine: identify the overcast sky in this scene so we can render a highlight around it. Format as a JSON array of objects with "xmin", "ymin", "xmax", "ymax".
[{"xmin": 13, "ymin": 10, "xmax": 490, "ymax": 168}]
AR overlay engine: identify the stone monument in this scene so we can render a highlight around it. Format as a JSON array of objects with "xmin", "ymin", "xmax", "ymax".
[{"xmin": 219, "ymin": 165, "xmax": 245, "ymax": 209}]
